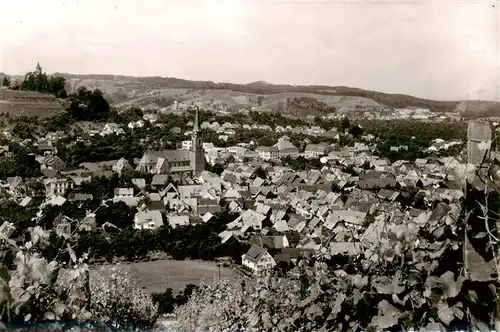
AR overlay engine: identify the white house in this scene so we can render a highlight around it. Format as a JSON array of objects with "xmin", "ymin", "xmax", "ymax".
[
  {"xmin": 134, "ymin": 210, "xmax": 164, "ymax": 230},
  {"xmin": 44, "ymin": 177, "xmax": 74, "ymax": 196},
  {"xmin": 274, "ymin": 137, "xmax": 299, "ymax": 159},
  {"xmin": 241, "ymin": 244, "xmax": 276, "ymax": 274},
  {"xmin": 113, "ymin": 188, "xmax": 139, "ymax": 207},
  {"xmin": 256, "ymin": 146, "xmax": 279, "ymax": 160},
  {"xmin": 143, "ymin": 113, "xmax": 158, "ymax": 123},
  {"xmin": 101, "ymin": 123, "xmax": 125, "ymax": 136},
  {"xmin": 128, "ymin": 120, "xmax": 145, "ymax": 129},
  {"xmin": 182, "ymin": 140, "xmax": 214, "ymax": 151},
  {"xmin": 304, "ymin": 143, "xmax": 330, "ymax": 159}
]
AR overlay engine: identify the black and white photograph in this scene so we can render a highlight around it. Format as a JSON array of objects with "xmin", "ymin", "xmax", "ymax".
[{"xmin": 0, "ymin": 0, "xmax": 499, "ymax": 331}]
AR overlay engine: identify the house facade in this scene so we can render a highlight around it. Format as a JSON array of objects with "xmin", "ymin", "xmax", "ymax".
[
  {"xmin": 241, "ymin": 244, "xmax": 277, "ymax": 274},
  {"xmin": 256, "ymin": 146, "xmax": 279, "ymax": 160},
  {"xmin": 274, "ymin": 138, "xmax": 299, "ymax": 159},
  {"xmin": 134, "ymin": 209, "xmax": 164, "ymax": 230},
  {"xmin": 44, "ymin": 177, "xmax": 74, "ymax": 196},
  {"xmin": 304, "ymin": 143, "xmax": 330, "ymax": 159}
]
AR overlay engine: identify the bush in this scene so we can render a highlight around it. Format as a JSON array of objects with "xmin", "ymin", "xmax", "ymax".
[
  {"xmin": 0, "ymin": 222, "xmax": 159, "ymax": 330},
  {"xmin": 90, "ymin": 266, "xmax": 159, "ymax": 329},
  {"xmin": 174, "ymin": 197, "xmax": 497, "ymax": 331}
]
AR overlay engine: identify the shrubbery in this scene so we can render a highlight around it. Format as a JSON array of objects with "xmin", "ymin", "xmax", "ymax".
[
  {"xmin": 174, "ymin": 190, "xmax": 498, "ymax": 331},
  {"xmin": 75, "ymin": 213, "xmax": 250, "ymax": 263},
  {"xmin": 0, "ymin": 222, "xmax": 159, "ymax": 330}
]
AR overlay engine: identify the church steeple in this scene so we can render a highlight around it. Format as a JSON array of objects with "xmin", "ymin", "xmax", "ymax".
[
  {"xmin": 190, "ymin": 106, "xmax": 205, "ymax": 174},
  {"xmin": 193, "ymin": 106, "xmax": 200, "ymax": 134},
  {"xmin": 35, "ymin": 61, "xmax": 42, "ymax": 75}
]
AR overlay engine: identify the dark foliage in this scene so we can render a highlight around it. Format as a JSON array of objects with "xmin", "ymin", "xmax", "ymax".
[
  {"xmin": 75, "ymin": 212, "xmax": 250, "ymax": 263},
  {"xmin": 68, "ymin": 87, "xmax": 110, "ymax": 121},
  {"xmin": 21, "ymin": 72, "xmax": 67, "ymax": 98},
  {"xmin": 152, "ymin": 284, "xmax": 199, "ymax": 314},
  {"xmin": 282, "ymin": 156, "xmax": 323, "ymax": 171}
]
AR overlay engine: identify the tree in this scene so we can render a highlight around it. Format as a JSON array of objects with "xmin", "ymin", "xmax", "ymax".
[
  {"xmin": 48, "ymin": 76, "xmax": 67, "ymax": 98},
  {"xmin": 348, "ymin": 124, "xmax": 363, "ymax": 138},
  {"xmin": 68, "ymin": 87, "xmax": 110, "ymax": 121},
  {"xmin": 257, "ymin": 95, "xmax": 264, "ymax": 106},
  {"xmin": 206, "ymin": 162, "xmax": 225, "ymax": 176},
  {"xmin": 21, "ymin": 72, "xmax": 49, "ymax": 92},
  {"xmin": 19, "ymin": 70, "xmax": 67, "ymax": 98},
  {"xmin": 340, "ymin": 116, "xmax": 350, "ymax": 131},
  {"xmin": 2, "ymin": 76, "xmax": 10, "ymax": 87},
  {"xmin": 254, "ymin": 167, "xmax": 267, "ymax": 179}
]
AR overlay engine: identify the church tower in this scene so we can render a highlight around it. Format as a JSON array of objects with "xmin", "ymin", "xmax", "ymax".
[
  {"xmin": 190, "ymin": 107, "xmax": 205, "ymax": 174},
  {"xmin": 35, "ymin": 62, "xmax": 42, "ymax": 75}
]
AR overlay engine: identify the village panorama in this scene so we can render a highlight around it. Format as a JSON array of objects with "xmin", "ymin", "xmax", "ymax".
[{"xmin": 0, "ymin": 62, "xmax": 499, "ymax": 332}]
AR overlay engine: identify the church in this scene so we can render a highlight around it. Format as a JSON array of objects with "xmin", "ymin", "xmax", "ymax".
[{"xmin": 136, "ymin": 108, "xmax": 205, "ymax": 175}]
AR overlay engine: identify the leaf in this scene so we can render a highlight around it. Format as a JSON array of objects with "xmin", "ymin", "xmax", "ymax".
[
  {"xmin": 437, "ymin": 301, "xmax": 454, "ymax": 325},
  {"xmin": 440, "ymin": 271, "xmax": 464, "ymax": 299},
  {"xmin": 428, "ymin": 240, "xmax": 450, "ymax": 259},
  {"xmin": 432, "ymin": 226, "xmax": 446, "ymax": 238},
  {"xmin": 473, "ymin": 232, "xmax": 488, "ymax": 239},
  {"xmin": 371, "ymin": 300, "xmax": 400, "ymax": 329},
  {"xmin": 352, "ymin": 288, "xmax": 363, "ymax": 305},
  {"xmin": 452, "ymin": 306, "xmax": 464, "ymax": 320},
  {"xmin": 0, "ymin": 265, "xmax": 9, "ymax": 282},
  {"xmin": 44, "ymin": 312, "xmax": 55, "ymax": 320},
  {"xmin": 351, "ymin": 274, "xmax": 368, "ymax": 289},
  {"xmin": 473, "ymin": 321, "xmax": 491, "ymax": 332},
  {"xmin": 305, "ymin": 303, "xmax": 322, "ymax": 319},
  {"xmin": 331, "ymin": 292, "xmax": 345, "ymax": 316},
  {"xmin": 407, "ymin": 271, "xmax": 422, "ymax": 287},
  {"xmin": 392, "ymin": 293, "xmax": 405, "ymax": 306},
  {"xmin": 0, "ymin": 222, "xmax": 15, "ymax": 239},
  {"xmin": 372, "ymin": 276, "xmax": 405, "ymax": 295},
  {"xmin": 419, "ymin": 322, "xmax": 447, "ymax": 332},
  {"xmin": 54, "ymin": 303, "xmax": 67, "ymax": 317},
  {"xmin": 261, "ymin": 311, "xmax": 271, "ymax": 329},
  {"xmin": 11, "ymin": 291, "xmax": 31, "ymax": 315},
  {"xmin": 468, "ymin": 289, "xmax": 479, "ymax": 304}
]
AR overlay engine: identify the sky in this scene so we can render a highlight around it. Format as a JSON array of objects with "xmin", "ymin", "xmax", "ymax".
[{"xmin": 0, "ymin": 0, "xmax": 498, "ymax": 101}]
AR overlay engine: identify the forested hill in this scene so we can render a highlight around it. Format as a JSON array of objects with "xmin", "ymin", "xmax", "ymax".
[
  {"xmin": 53, "ymin": 73, "xmax": 457, "ymax": 112},
  {"xmin": 47, "ymin": 73, "xmax": 500, "ymax": 117}
]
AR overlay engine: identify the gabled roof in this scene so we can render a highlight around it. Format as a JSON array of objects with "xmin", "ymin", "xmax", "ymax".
[
  {"xmin": 244, "ymin": 244, "xmax": 268, "ymax": 262},
  {"xmin": 114, "ymin": 188, "xmax": 133, "ymax": 196},
  {"xmin": 132, "ymin": 178, "xmax": 146, "ymax": 189},
  {"xmin": 152, "ymin": 174, "xmax": 169, "ymax": 186},
  {"xmin": 7, "ymin": 176, "xmax": 23, "ymax": 188},
  {"xmin": 377, "ymin": 188, "xmax": 400, "ymax": 202},
  {"xmin": 135, "ymin": 209, "xmax": 164, "ymax": 228}
]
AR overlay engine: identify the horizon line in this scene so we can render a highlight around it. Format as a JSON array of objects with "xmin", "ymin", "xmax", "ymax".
[{"xmin": 0, "ymin": 69, "xmax": 494, "ymax": 103}]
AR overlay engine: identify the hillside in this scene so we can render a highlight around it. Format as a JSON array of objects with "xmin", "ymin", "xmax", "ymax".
[
  {"xmin": 56, "ymin": 73, "xmax": 461, "ymax": 113},
  {"xmin": 0, "ymin": 89, "xmax": 64, "ymax": 118},
  {"xmin": 1, "ymin": 72, "xmax": 498, "ymax": 118}
]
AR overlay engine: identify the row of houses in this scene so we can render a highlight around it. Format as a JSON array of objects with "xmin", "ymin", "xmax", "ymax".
[{"xmin": 0, "ymin": 116, "xmax": 471, "ymax": 275}]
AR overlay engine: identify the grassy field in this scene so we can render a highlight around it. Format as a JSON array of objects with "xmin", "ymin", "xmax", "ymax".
[{"xmin": 90, "ymin": 259, "xmax": 245, "ymax": 294}]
